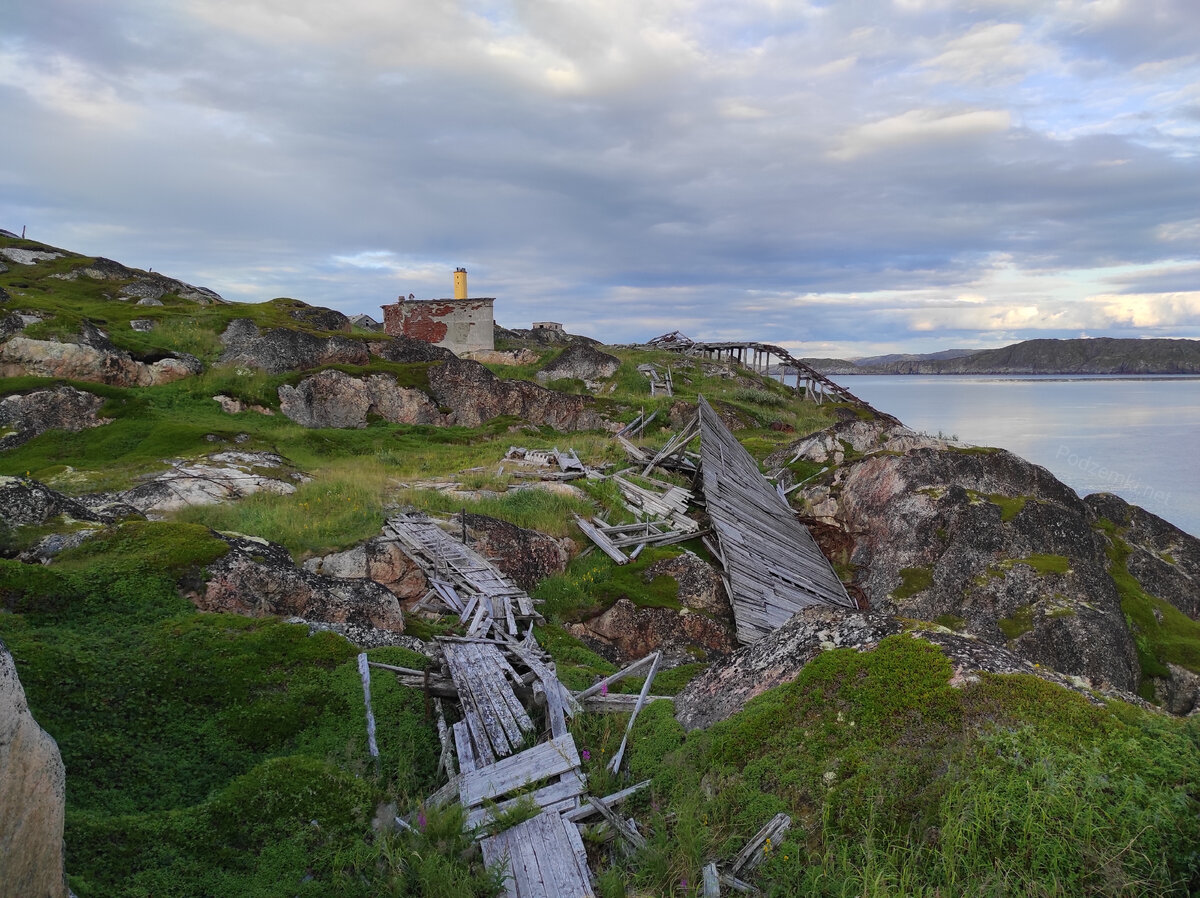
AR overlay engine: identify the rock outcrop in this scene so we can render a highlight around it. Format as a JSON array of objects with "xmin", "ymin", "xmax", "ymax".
[
  {"xmin": 428, "ymin": 358, "xmax": 609, "ymax": 430},
  {"xmin": 278, "ymin": 369, "xmax": 445, "ymax": 428},
  {"xmin": 0, "ymin": 385, "xmax": 109, "ymax": 450},
  {"xmin": 286, "ymin": 303, "xmax": 349, "ymax": 332},
  {"xmin": 535, "ymin": 345, "xmax": 620, "ymax": 387},
  {"xmin": 780, "ymin": 420, "xmax": 1141, "ymax": 693},
  {"xmin": 192, "ymin": 534, "xmax": 406, "ymax": 632},
  {"xmin": 0, "ymin": 476, "xmax": 109, "ymax": 528},
  {"xmin": 453, "ymin": 513, "xmax": 574, "ymax": 591},
  {"xmin": 567, "ymin": 551, "xmax": 736, "ymax": 664},
  {"xmin": 49, "ymin": 256, "xmax": 224, "ymax": 305},
  {"xmin": 121, "ymin": 451, "xmax": 305, "ymax": 518},
  {"xmin": 672, "ymin": 605, "xmax": 1142, "ymax": 731},
  {"xmin": 1085, "ymin": 492, "xmax": 1200, "ymax": 620},
  {"xmin": 301, "ymin": 537, "xmax": 429, "ymax": 601},
  {"xmin": 0, "ymin": 641, "xmax": 68, "ymax": 898},
  {"xmin": 366, "ymin": 336, "xmax": 455, "ymax": 364},
  {"xmin": 0, "ymin": 333, "xmax": 202, "ymax": 387},
  {"xmin": 217, "ymin": 320, "xmax": 369, "ymax": 373}
]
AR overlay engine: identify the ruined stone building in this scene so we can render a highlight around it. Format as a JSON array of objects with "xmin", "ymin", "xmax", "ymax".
[{"xmin": 380, "ymin": 268, "xmax": 494, "ymax": 355}]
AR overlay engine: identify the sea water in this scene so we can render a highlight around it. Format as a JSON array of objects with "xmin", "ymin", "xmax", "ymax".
[{"xmin": 830, "ymin": 375, "xmax": 1200, "ymax": 538}]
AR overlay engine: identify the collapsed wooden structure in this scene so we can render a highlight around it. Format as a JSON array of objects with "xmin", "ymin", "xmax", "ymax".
[
  {"xmin": 370, "ymin": 390, "xmax": 854, "ymax": 892},
  {"xmin": 695, "ymin": 396, "xmax": 856, "ymax": 644}
]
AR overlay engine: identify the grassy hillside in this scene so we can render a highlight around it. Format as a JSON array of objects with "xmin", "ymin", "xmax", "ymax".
[{"xmin": 2, "ymin": 238, "xmax": 1198, "ymax": 897}]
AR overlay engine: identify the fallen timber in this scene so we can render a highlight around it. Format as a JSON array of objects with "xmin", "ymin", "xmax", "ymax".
[
  {"xmin": 696, "ymin": 396, "xmax": 857, "ymax": 643},
  {"xmin": 377, "ymin": 428, "xmax": 843, "ymax": 893}
]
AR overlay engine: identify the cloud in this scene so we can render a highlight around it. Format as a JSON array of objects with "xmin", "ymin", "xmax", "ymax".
[{"xmin": 1, "ymin": 0, "xmax": 1198, "ymax": 354}]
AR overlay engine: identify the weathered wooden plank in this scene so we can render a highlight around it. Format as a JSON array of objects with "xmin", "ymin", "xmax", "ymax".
[
  {"xmin": 574, "ymin": 515, "xmax": 628, "ymax": 564},
  {"xmin": 459, "ymin": 734, "xmax": 581, "ymax": 808},
  {"xmin": 453, "ymin": 720, "xmax": 477, "ymax": 774},
  {"xmin": 607, "ymin": 652, "xmax": 661, "ymax": 774},
  {"xmin": 466, "ymin": 775, "xmax": 586, "ymax": 828},
  {"xmin": 564, "ymin": 780, "xmax": 651, "ymax": 822},
  {"xmin": 730, "ymin": 812, "xmax": 791, "ymax": 876}
]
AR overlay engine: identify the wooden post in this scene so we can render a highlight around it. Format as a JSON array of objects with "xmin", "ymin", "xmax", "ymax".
[{"xmin": 357, "ymin": 653, "xmax": 381, "ymax": 776}]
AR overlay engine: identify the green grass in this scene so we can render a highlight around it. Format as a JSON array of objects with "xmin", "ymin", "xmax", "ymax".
[
  {"xmin": 998, "ymin": 604, "xmax": 1035, "ymax": 639},
  {"xmin": 988, "ymin": 493, "xmax": 1028, "ymax": 522},
  {"xmin": 893, "ymin": 566, "xmax": 933, "ymax": 599},
  {"xmin": 0, "ymin": 516, "xmax": 500, "ymax": 896},
  {"xmin": 1101, "ymin": 525, "xmax": 1200, "ymax": 693},
  {"xmin": 620, "ymin": 635, "xmax": 1200, "ymax": 898}
]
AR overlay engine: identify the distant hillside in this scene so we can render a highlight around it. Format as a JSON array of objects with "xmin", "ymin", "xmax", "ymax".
[
  {"xmin": 851, "ymin": 349, "xmax": 976, "ymax": 367},
  {"xmin": 803, "ymin": 338, "xmax": 1200, "ymax": 375}
]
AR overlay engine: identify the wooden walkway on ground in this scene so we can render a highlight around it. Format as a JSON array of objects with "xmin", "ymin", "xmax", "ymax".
[{"xmin": 696, "ymin": 396, "xmax": 856, "ymax": 644}]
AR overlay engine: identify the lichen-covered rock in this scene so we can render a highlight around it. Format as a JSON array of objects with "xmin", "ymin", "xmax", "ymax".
[
  {"xmin": 535, "ymin": 345, "xmax": 620, "ymax": 386},
  {"xmin": 642, "ymin": 551, "xmax": 732, "ymax": 618},
  {"xmin": 0, "ymin": 477, "xmax": 107, "ymax": 528},
  {"xmin": 0, "ymin": 641, "xmax": 68, "ymax": 898},
  {"xmin": 50, "ymin": 256, "xmax": 224, "ymax": 304},
  {"xmin": 454, "ymin": 513, "xmax": 574, "ymax": 591},
  {"xmin": 1085, "ymin": 492, "xmax": 1200, "ymax": 620},
  {"xmin": 287, "ymin": 303, "xmax": 349, "ymax": 332},
  {"xmin": 567, "ymin": 597, "xmax": 735, "ymax": 665},
  {"xmin": 121, "ymin": 451, "xmax": 303, "ymax": 518},
  {"xmin": 0, "ymin": 386, "xmax": 109, "ymax": 450},
  {"xmin": 192, "ymin": 534, "xmax": 405, "ymax": 631},
  {"xmin": 785, "ymin": 422, "xmax": 1141, "ymax": 693},
  {"xmin": 217, "ymin": 320, "xmax": 369, "ymax": 373},
  {"xmin": 0, "ymin": 335, "xmax": 202, "ymax": 386},
  {"xmin": 367, "ymin": 335, "xmax": 455, "ymax": 363},
  {"xmin": 428, "ymin": 358, "xmax": 608, "ymax": 431},
  {"xmin": 302, "ymin": 537, "xmax": 429, "ymax": 601},
  {"xmin": 673, "ymin": 605, "xmax": 1144, "ymax": 731},
  {"xmin": 278, "ymin": 370, "xmax": 446, "ymax": 428},
  {"xmin": 568, "ymin": 551, "xmax": 736, "ymax": 665}
]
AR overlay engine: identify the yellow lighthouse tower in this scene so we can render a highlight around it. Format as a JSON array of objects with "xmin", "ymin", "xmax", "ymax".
[{"xmin": 453, "ymin": 267, "xmax": 468, "ymax": 300}]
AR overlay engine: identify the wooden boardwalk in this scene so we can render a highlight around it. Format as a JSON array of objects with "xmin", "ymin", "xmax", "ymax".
[
  {"xmin": 696, "ymin": 396, "xmax": 856, "ymax": 644},
  {"xmin": 682, "ymin": 340, "xmax": 899, "ymax": 423}
]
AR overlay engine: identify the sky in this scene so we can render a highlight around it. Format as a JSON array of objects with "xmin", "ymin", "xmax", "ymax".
[{"xmin": 3, "ymin": 0, "xmax": 1199, "ymax": 358}]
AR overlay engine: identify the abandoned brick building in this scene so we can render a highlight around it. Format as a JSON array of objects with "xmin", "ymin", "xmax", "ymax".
[{"xmin": 380, "ymin": 268, "xmax": 495, "ymax": 355}]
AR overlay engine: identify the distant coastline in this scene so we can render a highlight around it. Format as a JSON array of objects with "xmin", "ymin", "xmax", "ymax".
[{"xmin": 801, "ymin": 336, "xmax": 1200, "ymax": 376}]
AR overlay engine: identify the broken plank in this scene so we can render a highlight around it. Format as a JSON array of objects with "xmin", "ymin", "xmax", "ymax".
[{"xmin": 459, "ymin": 734, "xmax": 581, "ymax": 808}]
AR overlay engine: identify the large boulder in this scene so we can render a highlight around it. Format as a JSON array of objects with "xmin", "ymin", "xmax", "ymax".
[
  {"xmin": 0, "ymin": 641, "xmax": 68, "ymax": 898},
  {"xmin": 217, "ymin": 320, "xmax": 369, "ymax": 373},
  {"xmin": 566, "ymin": 551, "xmax": 737, "ymax": 664},
  {"xmin": 278, "ymin": 370, "xmax": 446, "ymax": 428},
  {"xmin": 191, "ymin": 534, "xmax": 406, "ymax": 632},
  {"xmin": 287, "ymin": 303, "xmax": 349, "ymax": 332},
  {"xmin": 0, "ymin": 386, "xmax": 109, "ymax": 451},
  {"xmin": 454, "ymin": 513, "xmax": 574, "ymax": 592},
  {"xmin": 367, "ymin": 336, "xmax": 455, "ymax": 363},
  {"xmin": 0, "ymin": 476, "xmax": 107, "ymax": 529},
  {"xmin": 785, "ymin": 422, "xmax": 1140, "ymax": 693},
  {"xmin": 535, "ymin": 345, "xmax": 620, "ymax": 386},
  {"xmin": 0, "ymin": 334, "xmax": 202, "ymax": 387},
  {"xmin": 302, "ymin": 536, "xmax": 429, "ymax": 601},
  {"xmin": 428, "ymin": 358, "xmax": 608, "ymax": 430}
]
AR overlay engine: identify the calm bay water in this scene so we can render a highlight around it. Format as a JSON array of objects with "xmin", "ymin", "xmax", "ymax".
[{"xmin": 830, "ymin": 375, "xmax": 1200, "ymax": 538}]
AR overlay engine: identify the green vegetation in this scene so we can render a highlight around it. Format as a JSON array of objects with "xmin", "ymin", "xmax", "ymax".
[
  {"xmin": 934, "ymin": 614, "xmax": 967, "ymax": 631},
  {"xmin": 6, "ymin": 238, "xmax": 1200, "ymax": 897},
  {"xmin": 1100, "ymin": 523, "xmax": 1200, "ymax": 697},
  {"xmin": 616, "ymin": 637, "xmax": 1200, "ymax": 897},
  {"xmin": 892, "ymin": 566, "xmax": 933, "ymax": 599},
  {"xmin": 987, "ymin": 493, "xmax": 1028, "ymax": 522},
  {"xmin": 998, "ymin": 604, "xmax": 1035, "ymax": 639}
]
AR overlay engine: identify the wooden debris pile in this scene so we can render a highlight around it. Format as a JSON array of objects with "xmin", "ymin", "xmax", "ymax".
[
  {"xmin": 574, "ymin": 472, "xmax": 701, "ymax": 564},
  {"xmin": 386, "ymin": 512, "xmax": 544, "ymax": 637},
  {"xmin": 636, "ymin": 362, "xmax": 674, "ymax": 397},
  {"xmin": 501, "ymin": 446, "xmax": 592, "ymax": 482}
]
